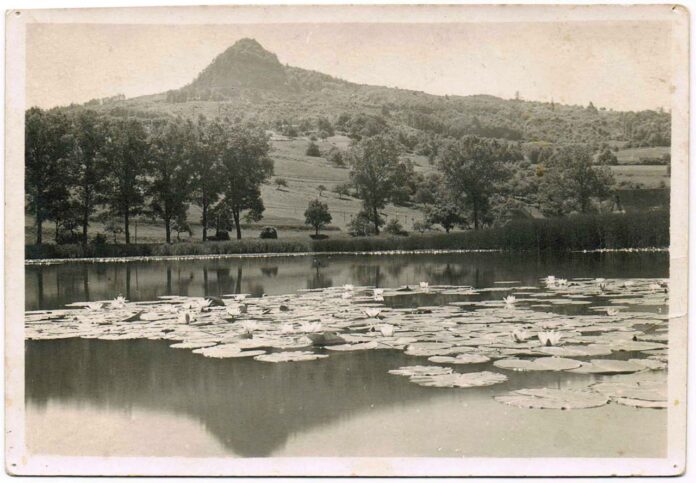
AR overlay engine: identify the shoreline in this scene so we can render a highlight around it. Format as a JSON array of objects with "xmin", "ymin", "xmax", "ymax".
[{"xmin": 24, "ymin": 247, "xmax": 668, "ymax": 266}]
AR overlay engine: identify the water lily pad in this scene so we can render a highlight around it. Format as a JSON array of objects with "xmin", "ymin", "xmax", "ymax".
[
  {"xmin": 326, "ymin": 341, "xmax": 379, "ymax": 351},
  {"xmin": 388, "ymin": 365, "xmax": 453, "ymax": 377},
  {"xmin": 591, "ymin": 380, "xmax": 667, "ymax": 402},
  {"xmin": 494, "ymin": 357, "xmax": 582, "ymax": 372},
  {"xmin": 254, "ymin": 351, "xmax": 328, "ymax": 363},
  {"xmin": 569, "ymin": 359, "xmax": 645, "ymax": 374},
  {"xmin": 427, "ymin": 354, "xmax": 490, "ymax": 364},
  {"xmin": 409, "ymin": 371, "xmax": 507, "ymax": 388},
  {"xmin": 613, "ymin": 397, "xmax": 667, "ymax": 409},
  {"xmin": 495, "ymin": 388, "xmax": 609, "ymax": 410}
]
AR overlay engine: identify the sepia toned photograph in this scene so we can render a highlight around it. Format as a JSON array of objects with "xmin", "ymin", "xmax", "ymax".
[{"xmin": 4, "ymin": 3, "xmax": 689, "ymax": 477}]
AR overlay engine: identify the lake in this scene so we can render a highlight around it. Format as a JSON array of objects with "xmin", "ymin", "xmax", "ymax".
[{"xmin": 24, "ymin": 251, "xmax": 669, "ymax": 458}]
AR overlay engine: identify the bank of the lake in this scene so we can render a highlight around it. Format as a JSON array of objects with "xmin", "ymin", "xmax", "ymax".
[{"xmin": 25, "ymin": 210, "xmax": 668, "ymax": 262}]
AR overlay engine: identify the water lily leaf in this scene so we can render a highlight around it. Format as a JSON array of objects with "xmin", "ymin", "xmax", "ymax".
[
  {"xmin": 409, "ymin": 371, "xmax": 507, "ymax": 388},
  {"xmin": 495, "ymin": 388, "xmax": 609, "ymax": 410},
  {"xmin": 613, "ymin": 397, "xmax": 668, "ymax": 409},
  {"xmin": 536, "ymin": 344, "xmax": 613, "ymax": 358},
  {"xmin": 427, "ymin": 354, "xmax": 490, "ymax": 364},
  {"xmin": 628, "ymin": 358, "xmax": 667, "ymax": 371},
  {"xmin": 193, "ymin": 343, "xmax": 244, "ymax": 358},
  {"xmin": 326, "ymin": 341, "xmax": 379, "ymax": 351},
  {"xmin": 494, "ymin": 357, "xmax": 582, "ymax": 372},
  {"xmin": 170, "ymin": 341, "xmax": 218, "ymax": 349},
  {"xmin": 591, "ymin": 380, "xmax": 667, "ymax": 402},
  {"xmin": 388, "ymin": 365, "xmax": 453, "ymax": 377},
  {"xmin": 253, "ymin": 351, "xmax": 328, "ymax": 363},
  {"xmin": 569, "ymin": 359, "xmax": 645, "ymax": 374}
]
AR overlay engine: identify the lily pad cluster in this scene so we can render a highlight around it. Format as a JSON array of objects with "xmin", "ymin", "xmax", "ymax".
[{"xmin": 25, "ymin": 276, "xmax": 669, "ymax": 409}]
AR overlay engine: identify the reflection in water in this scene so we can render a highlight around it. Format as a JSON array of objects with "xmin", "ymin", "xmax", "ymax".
[
  {"xmin": 25, "ymin": 339, "xmax": 665, "ymax": 458},
  {"xmin": 25, "ymin": 252, "xmax": 669, "ymax": 310}
]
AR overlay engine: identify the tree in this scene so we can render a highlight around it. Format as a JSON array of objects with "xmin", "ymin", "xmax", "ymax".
[
  {"xmin": 274, "ymin": 177, "xmax": 288, "ymax": 190},
  {"xmin": 596, "ymin": 146, "xmax": 619, "ymax": 166},
  {"xmin": 218, "ymin": 122, "xmax": 274, "ymax": 239},
  {"xmin": 25, "ymin": 108, "xmax": 74, "ymax": 244},
  {"xmin": 304, "ymin": 199, "xmax": 332, "ymax": 236},
  {"xmin": 189, "ymin": 117, "xmax": 224, "ymax": 241},
  {"xmin": 306, "ymin": 141, "xmax": 321, "ymax": 157},
  {"xmin": 348, "ymin": 134, "xmax": 404, "ymax": 234},
  {"xmin": 437, "ymin": 136, "xmax": 518, "ymax": 229},
  {"xmin": 317, "ymin": 184, "xmax": 327, "ymax": 197},
  {"xmin": 425, "ymin": 200, "xmax": 467, "ymax": 233},
  {"xmin": 101, "ymin": 118, "xmax": 150, "ymax": 244},
  {"xmin": 538, "ymin": 145, "xmax": 616, "ymax": 216},
  {"xmin": 68, "ymin": 110, "xmax": 109, "ymax": 245},
  {"xmin": 148, "ymin": 118, "xmax": 194, "ymax": 244},
  {"xmin": 333, "ymin": 182, "xmax": 351, "ymax": 199}
]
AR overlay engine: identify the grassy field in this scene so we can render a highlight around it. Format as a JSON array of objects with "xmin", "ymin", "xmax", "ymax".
[
  {"xmin": 614, "ymin": 146, "xmax": 670, "ymax": 164},
  {"xmin": 609, "ymin": 165, "xmax": 670, "ymax": 188}
]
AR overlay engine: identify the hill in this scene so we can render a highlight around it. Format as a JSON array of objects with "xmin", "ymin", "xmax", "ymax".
[{"xmin": 79, "ymin": 38, "xmax": 670, "ymax": 148}]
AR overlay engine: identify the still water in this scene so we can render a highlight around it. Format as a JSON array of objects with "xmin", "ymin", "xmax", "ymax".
[{"xmin": 25, "ymin": 252, "xmax": 668, "ymax": 458}]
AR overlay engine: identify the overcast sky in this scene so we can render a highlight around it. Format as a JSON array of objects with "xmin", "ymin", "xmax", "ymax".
[{"xmin": 27, "ymin": 20, "xmax": 672, "ymax": 111}]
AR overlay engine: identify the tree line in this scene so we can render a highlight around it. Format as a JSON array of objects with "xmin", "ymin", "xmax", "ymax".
[
  {"xmin": 26, "ymin": 108, "xmax": 273, "ymax": 245},
  {"xmin": 26, "ymin": 108, "xmax": 618, "ymax": 246}
]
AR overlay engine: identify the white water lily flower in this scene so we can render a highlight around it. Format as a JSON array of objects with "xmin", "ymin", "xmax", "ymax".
[
  {"xmin": 178, "ymin": 310, "xmax": 196, "ymax": 324},
  {"xmin": 511, "ymin": 329, "xmax": 532, "ymax": 343},
  {"xmin": 374, "ymin": 295, "xmax": 385, "ymax": 302},
  {"xmin": 112, "ymin": 295, "xmax": 127, "ymax": 308},
  {"xmin": 343, "ymin": 284, "xmax": 354, "ymax": 291},
  {"xmin": 364, "ymin": 307, "xmax": 382, "ymax": 318},
  {"xmin": 87, "ymin": 302, "xmax": 103, "ymax": 311},
  {"xmin": 226, "ymin": 305, "xmax": 245, "ymax": 317},
  {"xmin": 538, "ymin": 330, "xmax": 562, "ymax": 346},
  {"xmin": 378, "ymin": 324, "xmax": 395, "ymax": 337},
  {"xmin": 374, "ymin": 288, "xmax": 384, "ymax": 297},
  {"xmin": 503, "ymin": 295, "xmax": 516, "ymax": 306},
  {"xmin": 232, "ymin": 294, "xmax": 248, "ymax": 302},
  {"xmin": 545, "ymin": 275, "xmax": 556, "ymax": 285},
  {"xmin": 606, "ymin": 308, "xmax": 620, "ymax": 317},
  {"xmin": 556, "ymin": 278, "xmax": 568, "ymax": 286},
  {"xmin": 240, "ymin": 320, "xmax": 261, "ymax": 334},
  {"xmin": 419, "ymin": 281, "xmax": 429, "ymax": 290},
  {"xmin": 649, "ymin": 283, "xmax": 661, "ymax": 292}
]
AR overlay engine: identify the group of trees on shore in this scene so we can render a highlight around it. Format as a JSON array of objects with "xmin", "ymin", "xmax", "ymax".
[
  {"xmin": 26, "ymin": 107, "xmax": 619, "ymax": 245},
  {"xmin": 26, "ymin": 108, "xmax": 273, "ymax": 245}
]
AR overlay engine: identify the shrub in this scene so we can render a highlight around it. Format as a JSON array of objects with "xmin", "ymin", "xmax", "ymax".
[
  {"xmin": 306, "ymin": 142, "xmax": 321, "ymax": 157},
  {"xmin": 384, "ymin": 218, "xmax": 408, "ymax": 236},
  {"xmin": 259, "ymin": 226, "xmax": 278, "ymax": 239}
]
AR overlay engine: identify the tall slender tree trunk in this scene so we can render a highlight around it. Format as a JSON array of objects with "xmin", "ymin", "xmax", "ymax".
[
  {"xmin": 124, "ymin": 210, "xmax": 131, "ymax": 244},
  {"xmin": 202, "ymin": 202, "xmax": 208, "ymax": 241},
  {"xmin": 35, "ymin": 206, "xmax": 43, "ymax": 245},
  {"xmin": 165, "ymin": 218, "xmax": 171, "ymax": 244},
  {"xmin": 473, "ymin": 200, "xmax": 479, "ymax": 230},
  {"xmin": 373, "ymin": 205, "xmax": 380, "ymax": 235},
  {"xmin": 82, "ymin": 209, "xmax": 89, "ymax": 246},
  {"xmin": 233, "ymin": 210, "xmax": 242, "ymax": 240}
]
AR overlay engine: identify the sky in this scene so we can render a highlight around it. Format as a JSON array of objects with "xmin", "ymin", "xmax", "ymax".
[{"xmin": 26, "ymin": 20, "xmax": 672, "ymax": 111}]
